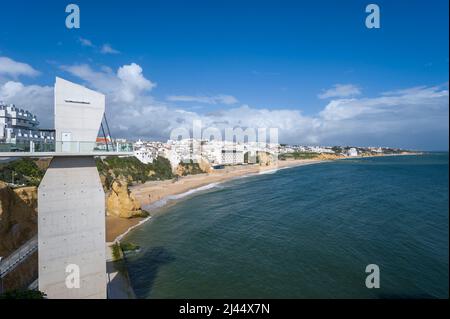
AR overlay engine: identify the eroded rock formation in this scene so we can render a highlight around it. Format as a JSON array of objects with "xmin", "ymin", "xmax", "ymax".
[
  {"xmin": 0, "ymin": 181, "xmax": 37, "ymax": 257},
  {"xmin": 106, "ymin": 180, "xmax": 144, "ymax": 218}
]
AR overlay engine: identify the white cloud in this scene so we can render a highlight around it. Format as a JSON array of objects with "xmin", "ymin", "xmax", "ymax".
[
  {"xmin": 100, "ymin": 44, "xmax": 120, "ymax": 54},
  {"xmin": 61, "ymin": 62, "xmax": 156, "ymax": 103},
  {"xmin": 61, "ymin": 62, "xmax": 448, "ymax": 149},
  {"xmin": 117, "ymin": 63, "xmax": 155, "ymax": 102},
  {"xmin": 0, "ymin": 81, "xmax": 53, "ymax": 127},
  {"xmin": 317, "ymin": 84, "xmax": 448, "ymax": 148},
  {"xmin": 2, "ymin": 57, "xmax": 446, "ymax": 150},
  {"xmin": 134, "ymin": 84, "xmax": 447, "ymax": 149},
  {"xmin": 167, "ymin": 94, "xmax": 238, "ymax": 105},
  {"xmin": 78, "ymin": 37, "xmax": 94, "ymax": 47},
  {"xmin": 78, "ymin": 38, "xmax": 120, "ymax": 55},
  {"xmin": 318, "ymin": 84, "xmax": 361, "ymax": 99},
  {"xmin": 0, "ymin": 56, "xmax": 40, "ymax": 78}
]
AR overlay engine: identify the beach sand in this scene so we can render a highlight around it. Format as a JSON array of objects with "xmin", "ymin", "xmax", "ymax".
[{"xmin": 105, "ymin": 159, "xmax": 325, "ymax": 242}]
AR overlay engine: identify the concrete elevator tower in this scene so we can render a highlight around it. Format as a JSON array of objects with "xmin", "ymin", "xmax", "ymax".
[{"xmin": 37, "ymin": 78, "xmax": 107, "ymax": 298}]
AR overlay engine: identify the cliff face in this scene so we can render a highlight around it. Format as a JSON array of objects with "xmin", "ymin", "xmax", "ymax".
[
  {"xmin": 257, "ymin": 152, "xmax": 276, "ymax": 166},
  {"xmin": 198, "ymin": 158, "xmax": 212, "ymax": 173},
  {"xmin": 0, "ymin": 181, "xmax": 37, "ymax": 257},
  {"xmin": 176, "ymin": 159, "xmax": 210, "ymax": 176},
  {"xmin": 315, "ymin": 153, "xmax": 345, "ymax": 160},
  {"xmin": 106, "ymin": 180, "xmax": 144, "ymax": 218}
]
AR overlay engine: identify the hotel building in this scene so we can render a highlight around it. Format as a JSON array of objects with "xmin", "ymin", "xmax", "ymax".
[{"xmin": 0, "ymin": 102, "xmax": 54, "ymax": 151}]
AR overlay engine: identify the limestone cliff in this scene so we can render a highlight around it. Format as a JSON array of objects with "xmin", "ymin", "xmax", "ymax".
[
  {"xmin": 257, "ymin": 152, "xmax": 276, "ymax": 166},
  {"xmin": 176, "ymin": 159, "xmax": 210, "ymax": 176},
  {"xmin": 316, "ymin": 153, "xmax": 344, "ymax": 160},
  {"xmin": 198, "ymin": 158, "xmax": 212, "ymax": 173},
  {"xmin": 106, "ymin": 180, "xmax": 145, "ymax": 218},
  {"xmin": 0, "ymin": 181, "xmax": 37, "ymax": 258}
]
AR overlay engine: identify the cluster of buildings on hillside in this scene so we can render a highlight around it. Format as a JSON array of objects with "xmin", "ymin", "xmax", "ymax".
[
  {"xmin": 131, "ymin": 138, "xmax": 390, "ymax": 169},
  {"xmin": 133, "ymin": 138, "xmax": 279, "ymax": 170},
  {"xmin": 132, "ymin": 138, "xmax": 413, "ymax": 169},
  {"xmin": 1, "ymin": 102, "xmax": 409, "ymax": 164}
]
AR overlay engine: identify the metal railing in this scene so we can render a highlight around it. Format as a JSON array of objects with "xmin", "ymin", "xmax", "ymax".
[{"xmin": 0, "ymin": 235, "xmax": 38, "ymax": 279}]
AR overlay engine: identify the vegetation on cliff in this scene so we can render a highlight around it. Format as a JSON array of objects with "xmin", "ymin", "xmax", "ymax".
[
  {"xmin": 278, "ymin": 152, "xmax": 321, "ymax": 160},
  {"xmin": 176, "ymin": 160, "xmax": 205, "ymax": 176},
  {"xmin": 0, "ymin": 158, "xmax": 45, "ymax": 187},
  {"xmin": 96, "ymin": 156, "xmax": 174, "ymax": 190}
]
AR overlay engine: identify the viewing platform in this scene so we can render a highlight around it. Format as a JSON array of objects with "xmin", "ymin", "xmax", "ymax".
[{"xmin": 0, "ymin": 141, "xmax": 134, "ymax": 157}]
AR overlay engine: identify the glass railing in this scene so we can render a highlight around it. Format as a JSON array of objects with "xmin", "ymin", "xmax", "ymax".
[
  {"xmin": 0, "ymin": 142, "xmax": 55, "ymax": 152},
  {"xmin": 0, "ymin": 141, "xmax": 133, "ymax": 153}
]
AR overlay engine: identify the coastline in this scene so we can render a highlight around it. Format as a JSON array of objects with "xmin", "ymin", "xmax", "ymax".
[
  {"xmin": 105, "ymin": 158, "xmax": 325, "ymax": 242},
  {"xmin": 105, "ymin": 152, "xmax": 422, "ymax": 243}
]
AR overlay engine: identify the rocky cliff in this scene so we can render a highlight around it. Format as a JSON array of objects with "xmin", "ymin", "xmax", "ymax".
[
  {"xmin": 106, "ymin": 180, "xmax": 145, "ymax": 218},
  {"xmin": 176, "ymin": 159, "xmax": 210, "ymax": 176},
  {"xmin": 0, "ymin": 182, "xmax": 41, "ymax": 292},
  {"xmin": 257, "ymin": 152, "xmax": 276, "ymax": 166},
  {"xmin": 0, "ymin": 181, "xmax": 37, "ymax": 257}
]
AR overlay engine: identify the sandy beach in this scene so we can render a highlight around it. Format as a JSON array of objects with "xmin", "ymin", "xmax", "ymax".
[{"xmin": 105, "ymin": 158, "xmax": 326, "ymax": 242}]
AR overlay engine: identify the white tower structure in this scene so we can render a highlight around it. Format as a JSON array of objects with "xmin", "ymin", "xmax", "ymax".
[{"xmin": 37, "ymin": 78, "xmax": 107, "ymax": 298}]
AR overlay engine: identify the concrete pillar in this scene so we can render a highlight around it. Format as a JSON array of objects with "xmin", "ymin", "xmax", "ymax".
[{"xmin": 38, "ymin": 156, "xmax": 106, "ymax": 299}]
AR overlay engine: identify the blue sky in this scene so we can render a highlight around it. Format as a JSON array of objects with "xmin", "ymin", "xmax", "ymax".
[{"xmin": 0, "ymin": 0, "xmax": 448, "ymax": 149}]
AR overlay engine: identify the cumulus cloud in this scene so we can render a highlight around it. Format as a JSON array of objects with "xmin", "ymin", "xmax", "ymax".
[
  {"xmin": 100, "ymin": 44, "xmax": 120, "ymax": 54},
  {"xmin": 2, "ymin": 57, "xmax": 447, "ymax": 150},
  {"xmin": 61, "ymin": 62, "xmax": 156, "ymax": 103},
  {"xmin": 117, "ymin": 63, "xmax": 155, "ymax": 102},
  {"xmin": 167, "ymin": 94, "xmax": 238, "ymax": 105},
  {"xmin": 60, "ymin": 62, "xmax": 447, "ymax": 149},
  {"xmin": 139, "ymin": 84, "xmax": 448, "ymax": 149},
  {"xmin": 0, "ymin": 56, "xmax": 40, "ymax": 78},
  {"xmin": 318, "ymin": 84, "xmax": 361, "ymax": 99}
]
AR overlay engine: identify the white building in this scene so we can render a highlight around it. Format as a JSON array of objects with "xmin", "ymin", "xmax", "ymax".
[
  {"xmin": 132, "ymin": 139, "xmax": 157, "ymax": 164},
  {"xmin": 221, "ymin": 149, "xmax": 244, "ymax": 165},
  {"xmin": 160, "ymin": 147, "xmax": 181, "ymax": 171},
  {"xmin": 347, "ymin": 147, "xmax": 358, "ymax": 157},
  {"xmin": 167, "ymin": 138, "xmax": 202, "ymax": 162},
  {"xmin": 134, "ymin": 147, "xmax": 155, "ymax": 164},
  {"xmin": 0, "ymin": 102, "xmax": 54, "ymax": 151}
]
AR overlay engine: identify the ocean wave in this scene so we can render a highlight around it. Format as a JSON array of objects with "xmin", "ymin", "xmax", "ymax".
[
  {"xmin": 114, "ymin": 215, "xmax": 152, "ymax": 243},
  {"xmin": 258, "ymin": 169, "xmax": 279, "ymax": 175},
  {"xmin": 142, "ymin": 182, "xmax": 221, "ymax": 212}
]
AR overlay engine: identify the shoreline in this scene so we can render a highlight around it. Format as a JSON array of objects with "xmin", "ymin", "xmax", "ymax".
[{"xmin": 105, "ymin": 153, "xmax": 422, "ymax": 242}]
